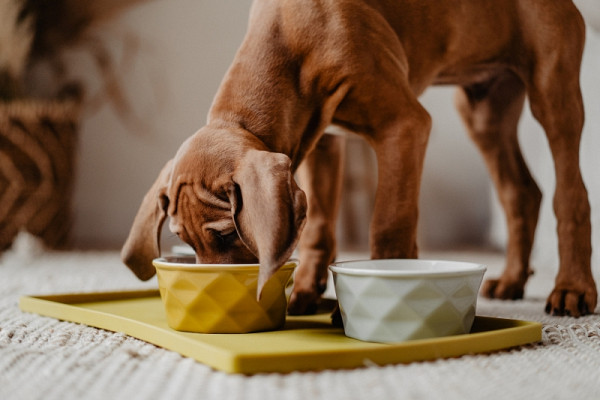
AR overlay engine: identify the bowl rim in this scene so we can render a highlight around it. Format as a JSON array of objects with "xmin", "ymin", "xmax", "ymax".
[
  {"xmin": 329, "ymin": 259, "xmax": 486, "ymax": 277},
  {"xmin": 152, "ymin": 257, "xmax": 297, "ymax": 272}
]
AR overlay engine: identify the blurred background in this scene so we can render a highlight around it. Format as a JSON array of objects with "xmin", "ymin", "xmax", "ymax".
[{"xmin": 2, "ymin": 0, "xmax": 598, "ymax": 272}]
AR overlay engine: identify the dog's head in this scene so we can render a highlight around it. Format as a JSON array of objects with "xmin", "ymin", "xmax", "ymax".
[{"xmin": 121, "ymin": 128, "xmax": 307, "ymax": 295}]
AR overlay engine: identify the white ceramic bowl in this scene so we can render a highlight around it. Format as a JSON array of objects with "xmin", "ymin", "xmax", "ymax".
[{"xmin": 329, "ymin": 259, "xmax": 486, "ymax": 343}]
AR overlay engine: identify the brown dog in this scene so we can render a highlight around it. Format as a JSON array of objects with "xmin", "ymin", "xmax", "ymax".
[{"xmin": 122, "ymin": 0, "xmax": 597, "ymax": 317}]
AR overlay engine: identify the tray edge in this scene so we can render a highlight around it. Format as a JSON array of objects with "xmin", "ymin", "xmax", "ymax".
[{"xmin": 18, "ymin": 291, "xmax": 543, "ymax": 374}]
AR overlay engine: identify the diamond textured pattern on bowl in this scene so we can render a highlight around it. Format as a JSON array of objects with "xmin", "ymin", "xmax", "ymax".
[
  {"xmin": 156, "ymin": 264, "xmax": 294, "ymax": 333},
  {"xmin": 334, "ymin": 269, "xmax": 484, "ymax": 343}
]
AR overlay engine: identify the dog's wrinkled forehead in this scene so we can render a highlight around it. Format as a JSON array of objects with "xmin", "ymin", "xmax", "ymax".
[
  {"xmin": 167, "ymin": 179, "xmax": 230, "ymax": 217},
  {"xmin": 165, "ymin": 177, "xmax": 235, "ymax": 245},
  {"xmin": 166, "ymin": 133, "xmax": 235, "ymax": 215}
]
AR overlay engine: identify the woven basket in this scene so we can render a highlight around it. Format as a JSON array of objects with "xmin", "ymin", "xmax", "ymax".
[{"xmin": 0, "ymin": 100, "xmax": 80, "ymax": 251}]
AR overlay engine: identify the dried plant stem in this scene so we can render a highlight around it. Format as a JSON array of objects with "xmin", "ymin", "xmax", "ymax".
[{"xmin": 0, "ymin": 0, "xmax": 33, "ymax": 99}]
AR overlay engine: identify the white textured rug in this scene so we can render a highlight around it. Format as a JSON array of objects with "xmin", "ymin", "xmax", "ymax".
[{"xmin": 2, "ymin": 236, "xmax": 600, "ymax": 400}]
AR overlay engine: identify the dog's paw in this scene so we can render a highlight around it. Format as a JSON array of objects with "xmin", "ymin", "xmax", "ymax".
[
  {"xmin": 287, "ymin": 274, "xmax": 328, "ymax": 315},
  {"xmin": 287, "ymin": 289, "xmax": 321, "ymax": 315},
  {"xmin": 545, "ymin": 285, "xmax": 597, "ymax": 317},
  {"xmin": 481, "ymin": 278, "xmax": 525, "ymax": 300}
]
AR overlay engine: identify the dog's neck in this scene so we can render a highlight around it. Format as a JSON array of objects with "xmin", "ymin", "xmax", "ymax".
[
  {"xmin": 205, "ymin": 5, "xmax": 336, "ymax": 171},
  {"xmin": 207, "ymin": 66, "xmax": 317, "ymax": 171}
]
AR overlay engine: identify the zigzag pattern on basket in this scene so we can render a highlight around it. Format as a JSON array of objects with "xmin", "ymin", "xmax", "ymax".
[{"xmin": 0, "ymin": 101, "xmax": 79, "ymax": 250}]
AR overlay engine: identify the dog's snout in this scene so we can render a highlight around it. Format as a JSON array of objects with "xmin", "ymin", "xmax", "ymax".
[{"xmin": 194, "ymin": 251, "xmax": 257, "ymax": 265}]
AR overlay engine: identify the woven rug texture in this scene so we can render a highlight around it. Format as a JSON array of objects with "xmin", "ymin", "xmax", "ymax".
[{"xmin": 1, "ymin": 234, "xmax": 600, "ymax": 400}]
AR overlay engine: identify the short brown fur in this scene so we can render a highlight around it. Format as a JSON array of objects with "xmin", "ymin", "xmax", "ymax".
[{"xmin": 123, "ymin": 0, "xmax": 596, "ymax": 317}]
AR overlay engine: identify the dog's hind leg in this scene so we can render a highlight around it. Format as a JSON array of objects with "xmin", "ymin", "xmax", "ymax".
[
  {"xmin": 524, "ymin": 8, "xmax": 596, "ymax": 316},
  {"xmin": 289, "ymin": 133, "xmax": 346, "ymax": 315},
  {"xmin": 455, "ymin": 71, "xmax": 540, "ymax": 301}
]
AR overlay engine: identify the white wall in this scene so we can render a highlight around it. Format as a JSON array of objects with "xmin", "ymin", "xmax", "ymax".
[
  {"xmin": 71, "ymin": 0, "xmax": 254, "ymax": 248},
  {"xmin": 68, "ymin": 0, "xmax": 598, "ymax": 258}
]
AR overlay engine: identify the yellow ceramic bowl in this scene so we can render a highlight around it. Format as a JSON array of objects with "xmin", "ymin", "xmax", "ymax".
[{"xmin": 153, "ymin": 257, "xmax": 296, "ymax": 333}]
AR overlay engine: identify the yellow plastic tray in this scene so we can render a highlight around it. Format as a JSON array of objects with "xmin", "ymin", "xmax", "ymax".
[{"xmin": 19, "ymin": 290, "xmax": 542, "ymax": 374}]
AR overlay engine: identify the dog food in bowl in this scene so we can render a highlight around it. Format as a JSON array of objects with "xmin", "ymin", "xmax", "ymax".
[
  {"xmin": 153, "ymin": 257, "xmax": 296, "ymax": 333},
  {"xmin": 329, "ymin": 259, "xmax": 486, "ymax": 343}
]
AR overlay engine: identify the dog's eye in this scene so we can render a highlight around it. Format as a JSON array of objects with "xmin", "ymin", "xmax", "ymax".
[
  {"xmin": 219, "ymin": 230, "xmax": 237, "ymax": 241},
  {"xmin": 211, "ymin": 229, "xmax": 237, "ymax": 245}
]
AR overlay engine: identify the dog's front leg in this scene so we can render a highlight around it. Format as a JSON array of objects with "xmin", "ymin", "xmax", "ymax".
[
  {"xmin": 370, "ymin": 105, "xmax": 432, "ymax": 260},
  {"xmin": 289, "ymin": 133, "xmax": 346, "ymax": 315}
]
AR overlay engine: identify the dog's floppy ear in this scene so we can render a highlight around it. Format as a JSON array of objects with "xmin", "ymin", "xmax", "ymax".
[
  {"xmin": 121, "ymin": 160, "xmax": 173, "ymax": 280},
  {"xmin": 228, "ymin": 150, "xmax": 307, "ymax": 297}
]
